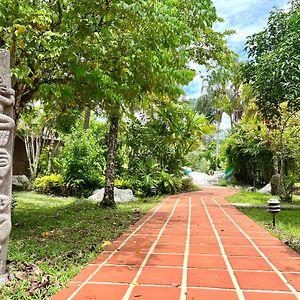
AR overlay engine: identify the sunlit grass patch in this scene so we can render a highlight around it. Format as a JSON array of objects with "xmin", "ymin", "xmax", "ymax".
[
  {"xmin": 226, "ymin": 191, "xmax": 300, "ymax": 255},
  {"xmin": 227, "ymin": 190, "xmax": 300, "ymax": 205},
  {"xmin": 1, "ymin": 192, "xmax": 162, "ymax": 300}
]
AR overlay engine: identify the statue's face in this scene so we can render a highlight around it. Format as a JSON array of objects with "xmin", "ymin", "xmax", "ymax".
[
  {"xmin": 0, "ymin": 76, "xmax": 7, "ymax": 95},
  {"xmin": 0, "ymin": 213, "xmax": 11, "ymax": 242},
  {"xmin": 0, "ymin": 195, "xmax": 9, "ymax": 212},
  {"xmin": 0, "ymin": 195, "xmax": 11, "ymax": 241},
  {"xmin": 0, "ymin": 76, "xmax": 15, "ymax": 99}
]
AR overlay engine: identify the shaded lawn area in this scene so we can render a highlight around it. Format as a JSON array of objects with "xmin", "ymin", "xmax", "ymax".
[
  {"xmin": 226, "ymin": 191, "xmax": 300, "ymax": 255},
  {"xmin": 1, "ymin": 192, "xmax": 162, "ymax": 300}
]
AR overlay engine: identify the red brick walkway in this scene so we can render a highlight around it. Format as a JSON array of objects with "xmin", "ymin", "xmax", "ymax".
[{"xmin": 52, "ymin": 188, "xmax": 300, "ymax": 300}]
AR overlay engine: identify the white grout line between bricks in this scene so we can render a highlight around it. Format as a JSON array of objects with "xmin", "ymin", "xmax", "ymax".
[
  {"xmin": 213, "ymin": 197, "xmax": 300, "ymax": 300},
  {"xmin": 121, "ymin": 197, "xmax": 181, "ymax": 300},
  {"xmin": 69, "ymin": 280, "xmax": 298, "ymax": 295},
  {"xmin": 67, "ymin": 197, "xmax": 171, "ymax": 300},
  {"xmin": 202, "ymin": 197, "xmax": 246, "ymax": 300},
  {"xmin": 180, "ymin": 197, "xmax": 192, "ymax": 300}
]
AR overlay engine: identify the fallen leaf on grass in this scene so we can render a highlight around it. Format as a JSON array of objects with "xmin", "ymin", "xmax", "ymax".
[
  {"xmin": 101, "ymin": 241, "xmax": 111, "ymax": 247},
  {"xmin": 26, "ymin": 275, "xmax": 50, "ymax": 296},
  {"xmin": 15, "ymin": 272, "xmax": 26, "ymax": 280},
  {"xmin": 41, "ymin": 231, "xmax": 49, "ymax": 238}
]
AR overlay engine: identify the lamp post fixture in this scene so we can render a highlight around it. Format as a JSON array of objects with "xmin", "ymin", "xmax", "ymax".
[
  {"xmin": 267, "ymin": 198, "xmax": 281, "ymax": 227},
  {"xmin": 150, "ymin": 186, "xmax": 157, "ymax": 196}
]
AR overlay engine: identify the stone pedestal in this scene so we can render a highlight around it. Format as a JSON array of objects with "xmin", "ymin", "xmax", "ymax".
[{"xmin": 0, "ymin": 50, "xmax": 14, "ymax": 283}]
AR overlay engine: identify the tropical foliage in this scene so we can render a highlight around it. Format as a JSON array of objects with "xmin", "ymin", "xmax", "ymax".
[
  {"xmin": 244, "ymin": 0, "xmax": 300, "ymax": 117},
  {"xmin": 0, "ymin": 0, "xmax": 234, "ymax": 206}
]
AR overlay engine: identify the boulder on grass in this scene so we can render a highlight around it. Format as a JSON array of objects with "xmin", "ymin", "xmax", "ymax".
[
  {"xmin": 258, "ymin": 183, "xmax": 271, "ymax": 194},
  {"xmin": 89, "ymin": 187, "xmax": 136, "ymax": 203},
  {"xmin": 12, "ymin": 175, "xmax": 30, "ymax": 190}
]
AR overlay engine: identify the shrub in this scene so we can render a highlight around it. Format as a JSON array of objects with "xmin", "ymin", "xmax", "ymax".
[
  {"xmin": 114, "ymin": 178, "xmax": 133, "ymax": 189},
  {"xmin": 122, "ymin": 171, "xmax": 197, "ymax": 196},
  {"xmin": 60, "ymin": 125, "xmax": 106, "ymax": 197},
  {"xmin": 34, "ymin": 174, "xmax": 64, "ymax": 195},
  {"xmin": 218, "ymin": 179, "xmax": 229, "ymax": 187},
  {"xmin": 158, "ymin": 171, "xmax": 182, "ymax": 194},
  {"xmin": 180, "ymin": 177, "xmax": 198, "ymax": 192},
  {"xmin": 223, "ymin": 121, "xmax": 273, "ymax": 187},
  {"xmin": 185, "ymin": 150, "xmax": 203, "ymax": 171}
]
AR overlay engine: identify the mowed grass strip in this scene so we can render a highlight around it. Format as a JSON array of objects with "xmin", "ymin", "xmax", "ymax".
[
  {"xmin": 1, "ymin": 192, "xmax": 162, "ymax": 300},
  {"xmin": 227, "ymin": 190, "xmax": 300, "ymax": 205},
  {"xmin": 227, "ymin": 191, "xmax": 300, "ymax": 255}
]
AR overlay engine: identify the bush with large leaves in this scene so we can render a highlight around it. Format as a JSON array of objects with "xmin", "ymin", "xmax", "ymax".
[
  {"xmin": 60, "ymin": 123, "xmax": 107, "ymax": 197},
  {"xmin": 223, "ymin": 120, "xmax": 273, "ymax": 187},
  {"xmin": 119, "ymin": 102, "xmax": 214, "ymax": 195}
]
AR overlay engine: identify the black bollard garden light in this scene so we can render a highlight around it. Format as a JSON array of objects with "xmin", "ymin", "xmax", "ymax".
[
  {"xmin": 150, "ymin": 186, "xmax": 157, "ymax": 196},
  {"xmin": 267, "ymin": 198, "xmax": 281, "ymax": 227}
]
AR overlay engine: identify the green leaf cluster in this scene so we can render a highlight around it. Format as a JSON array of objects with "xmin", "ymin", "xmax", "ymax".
[{"xmin": 244, "ymin": 0, "xmax": 300, "ymax": 116}]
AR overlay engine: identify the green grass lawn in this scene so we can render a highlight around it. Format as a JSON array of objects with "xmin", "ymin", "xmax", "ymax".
[
  {"xmin": 227, "ymin": 191, "xmax": 300, "ymax": 255},
  {"xmin": 227, "ymin": 190, "xmax": 300, "ymax": 205},
  {"xmin": 1, "ymin": 192, "xmax": 162, "ymax": 300}
]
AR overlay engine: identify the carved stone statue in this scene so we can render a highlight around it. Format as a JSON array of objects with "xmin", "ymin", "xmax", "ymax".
[{"xmin": 0, "ymin": 50, "xmax": 14, "ymax": 284}]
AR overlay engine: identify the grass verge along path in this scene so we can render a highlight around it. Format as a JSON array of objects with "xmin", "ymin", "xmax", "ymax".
[
  {"xmin": 0, "ymin": 192, "xmax": 161, "ymax": 300},
  {"xmin": 227, "ymin": 191, "xmax": 300, "ymax": 255}
]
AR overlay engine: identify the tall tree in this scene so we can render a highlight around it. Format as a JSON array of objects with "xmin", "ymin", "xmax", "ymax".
[
  {"xmin": 1, "ymin": 0, "xmax": 232, "ymax": 206},
  {"xmin": 244, "ymin": 0, "xmax": 300, "ymax": 117},
  {"xmin": 204, "ymin": 60, "xmax": 251, "ymax": 128},
  {"xmin": 68, "ymin": 0, "xmax": 232, "ymax": 207},
  {"xmin": 266, "ymin": 103, "xmax": 300, "ymax": 201},
  {"xmin": 243, "ymin": 0, "xmax": 300, "ymax": 200}
]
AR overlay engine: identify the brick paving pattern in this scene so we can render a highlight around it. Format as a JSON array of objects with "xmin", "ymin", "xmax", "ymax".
[{"xmin": 52, "ymin": 188, "xmax": 300, "ymax": 300}]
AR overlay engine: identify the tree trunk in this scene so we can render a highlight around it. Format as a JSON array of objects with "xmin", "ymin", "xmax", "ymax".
[
  {"xmin": 24, "ymin": 136, "xmax": 33, "ymax": 176},
  {"xmin": 273, "ymin": 155, "xmax": 279, "ymax": 174},
  {"xmin": 83, "ymin": 107, "xmax": 91, "ymax": 130},
  {"xmin": 229, "ymin": 113, "xmax": 234, "ymax": 129},
  {"xmin": 278, "ymin": 129, "xmax": 293, "ymax": 202},
  {"xmin": 24, "ymin": 134, "xmax": 43, "ymax": 179},
  {"xmin": 32, "ymin": 137, "xmax": 42, "ymax": 179},
  {"xmin": 46, "ymin": 134, "xmax": 55, "ymax": 175},
  {"xmin": 101, "ymin": 114, "xmax": 119, "ymax": 208},
  {"xmin": 215, "ymin": 119, "xmax": 221, "ymax": 164},
  {"xmin": 271, "ymin": 156, "xmax": 280, "ymax": 195}
]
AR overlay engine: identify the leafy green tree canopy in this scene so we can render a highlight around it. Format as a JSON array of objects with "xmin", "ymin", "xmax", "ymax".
[
  {"xmin": 0, "ymin": 0, "xmax": 71, "ymax": 122},
  {"xmin": 244, "ymin": 0, "xmax": 300, "ymax": 117},
  {"xmin": 1, "ymin": 0, "xmax": 234, "ymax": 206}
]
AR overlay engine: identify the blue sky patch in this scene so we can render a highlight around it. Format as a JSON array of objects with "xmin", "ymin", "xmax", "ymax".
[{"xmin": 184, "ymin": 0, "xmax": 288, "ymax": 99}]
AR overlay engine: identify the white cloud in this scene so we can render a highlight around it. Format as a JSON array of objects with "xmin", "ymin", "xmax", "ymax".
[
  {"xmin": 229, "ymin": 25, "xmax": 263, "ymax": 42},
  {"xmin": 184, "ymin": 75, "xmax": 203, "ymax": 99},
  {"xmin": 213, "ymin": 0, "xmax": 287, "ymax": 54}
]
